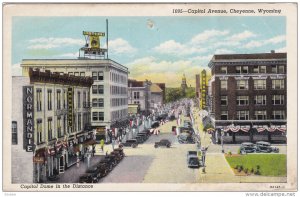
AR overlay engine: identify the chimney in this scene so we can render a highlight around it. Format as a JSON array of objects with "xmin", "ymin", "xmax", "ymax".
[{"xmin": 271, "ymin": 50, "xmax": 275, "ymax": 53}]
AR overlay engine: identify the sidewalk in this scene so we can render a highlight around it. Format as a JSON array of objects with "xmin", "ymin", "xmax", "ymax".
[{"xmin": 50, "ymin": 155, "xmax": 104, "ymax": 183}]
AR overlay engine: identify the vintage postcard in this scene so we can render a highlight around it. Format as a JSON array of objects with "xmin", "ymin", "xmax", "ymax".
[{"xmin": 2, "ymin": 3, "xmax": 298, "ymax": 192}]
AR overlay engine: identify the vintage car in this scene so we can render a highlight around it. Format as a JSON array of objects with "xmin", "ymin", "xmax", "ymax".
[
  {"xmin": 240, "ymin": 142, "xmax": 258, "ymax": 154},
  {"xmin": 104, "ymin": 154, "xmax": 117, "ymax": 167},
  {"xmin": 96, "ymin": 162, "xmax": 109, "ymax": 177},
  {"xmin": 119, "ymin": 139, "xmax": 138, "ymax": 148},
  {"xmin": 178, "ymin": 133, "xmax": 195, "ymax": 144},
  {"xmin": 154, "ymin": 139, "xmax": 171, "ymax": 148},
  {"xmin": 168, "ymin": 115, "xmax": 176, "ymax": 121},
  {"xmin": 151, "ymin": 121, "xmax": 160, "ymax": 128},
  {"xmin": 79, "ymin": 173, "xmax": 98, "ymax": 183},
  {"xmin": 187, "ymin": 151, "xmax": 200, "ymax": 168},
  {"xmin": 136, "ymin": 133, "xmax": 149, "ymax": 142},
  {"xmin": 110, "ymin": 151, "xmax": 123, "ymax": 163},
  {"xmin": 113, "ymin": 148, "xmax": 125, "ymax": 158},
  {"xmin": 98, "ymin": 159, "xmax": 113, "ymax": 172},
  {"xmin": 86, "ymin": 166, "xmax": 102, "ymax": 181},
  {"xmin": 256, "ymin": 141, "xmax": 279, "ymax": 153}
]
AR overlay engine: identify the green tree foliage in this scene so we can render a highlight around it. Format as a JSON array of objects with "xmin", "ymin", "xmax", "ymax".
[{"xmin": 166, "ymin": 87, "xmax": 196, "ymax": 103}]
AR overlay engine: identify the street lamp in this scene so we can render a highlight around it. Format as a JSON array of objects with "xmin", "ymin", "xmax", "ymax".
[{"xmin": 221, "ymin": 130, "xmax": 224, "ymax": 153}]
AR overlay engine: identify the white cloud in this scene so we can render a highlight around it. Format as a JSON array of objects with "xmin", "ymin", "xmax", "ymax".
[
  {"xmin": 265, "ymin": 35, "xmax": 286, "ymax": 44},
  {"xmin": 60, "ymin": 52, "xmax": 80, "ymax": 58},
  {"xmin": 108, "ymin": 38, "xmax": 137, "ymax": 54},
  {"xmin": 214, "ymin": 48, "xmax": 235, "ymax": 54},
  {"xmin": 28, "ymin": 37, "xmax": 84, "ymax": 49},
  {"xmin": 191, "ymin": 29, "xmax": 229, "ymax": 44},
  {"xmin": 275, "ymin": 47, "xmax": 286, "ymax": 52},
  {"xmin": 153, "ymin": 40, "xmax": 207, "ymax": 55},
  {"xmin": 226, "ymin": 30, "xmax": 256, "ymax": 42},
  {"xmin": 191, "ymin": 54, "xmax": 213, "ymax": 62},
  {"xmin": 12, "ymin": 63, "xmax": 22, "ymax": 76},
  {"xmin": 242, "ymin": 35, "xmax": 286, "ymax": 49}
]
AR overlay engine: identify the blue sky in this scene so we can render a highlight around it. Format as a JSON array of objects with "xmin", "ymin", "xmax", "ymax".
[{"xmin": 12, "ymin": 16, "xmax": 286, "ymax": 87}]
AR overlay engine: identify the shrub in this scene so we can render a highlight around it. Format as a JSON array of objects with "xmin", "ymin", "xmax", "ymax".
[
  {"xmin": 256, "ymin": 165, "xmax": 260, "ymax": 170},
  {"xmin": 237, "ymin": 148, "xmax": 241, "ymax": 154},
  {"xmin": 244, "ymin": 168, "xmax": 248, "ymax": 174},
  {"xmin": 234, "ymin": 165, "xmax": 239, "ymax": 170},
  {"xmin": 250, "ymin": 168, "xmax": 254, "ymax": 174},
  {"xmin": 255, "ymin": 170, "xmax": 261, "ymax": 175},
  {"xmin": 228, "ymin": 151, "xmax": 232, "ymax": 156}
]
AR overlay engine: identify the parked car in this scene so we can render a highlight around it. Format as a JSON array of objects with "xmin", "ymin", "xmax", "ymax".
[
  {"xmin": 98, "ymin": 160, "xmax": 113, "ymax": 172},
  {"xmin": 178, "ymin": 133, "xmax": 195, "ymax": 144},
  {"xmin": 110, "ymin": 151, "xmax": 122, "ymax": 163},
  {"xmin": 168, "ymin": 115, "xmax": 176, "ymax": 121},
  {"xmin": 119, "ymin": 139, "xmax": 138, "ymax": 148},
  {"xmin": 154, "ymin": 139, "xmax": 171, "ymax": 148},
  {"xmin": 96, "ymin": 162, "xmax": 109, "ymax": 177},
  {"xmin": 79, "ymin": 173, "xmax": 98, "ymax": 183},
  {"xmin": 240, "ymin": 142, "xmax": 258, "ymax": 154},
  {"xmin": 187, "ymin": 151, "xmax": 200, "ymax": 168},
  {"xmin": 137, "ymin": 133, "xmax": 149, "ymax": 142},
  {"xmin": 86, "ymin": 166, "xmax": 101, "ymax": 182},
  {"xmin": 256, "ymin": 141, "xmax": 279, "ymax": 153},
  {"xmin": 113, "ymin": 148, "xmax": 125, "ymax": 158},
  {"xmin": 151, "ymin": 121, "xmax": 160, "ymax": 128},
  {"xmin": 104, "ymin": 154, "xmax": 117, "ymax": 167}
]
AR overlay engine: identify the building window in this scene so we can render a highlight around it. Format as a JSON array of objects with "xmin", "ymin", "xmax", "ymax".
[
  {"xmin": 77, "ymin": 91, "xmax": 81, "ymax": 108},
  {"xmin": 36, "ymin": 89, "xmax": 42, "ymax": 111},
  {"xmin": 272, "ymin": 79, "xmax": 285, "ymax": 89},
  {"xmin": 63, "ymin": 115, "xmax": 66, "ymax": 135},
  {"xmin": 98, "ymin": 71, "xmax": 104, "ymax": 81},
  {"xmin": 278, "ymin": 65, "xmax": 285, "ymax": 74},
  {"xmin": 92, "ymin": 98, "xmax": 104, "ymax": 107},
  {"xmin": 253, "ymin": 66, "xmax": 259, "ymax": 73},
  {"xmin": 37, "ymin": 119, "xmax": 43, "ymax": 144},
  {"xmin": 92, "ymin": 72, "xmax": 98, "ymax": 81},
  {"xmin": 92, "ymin": 85, "xmax": 98, "ymax": 94},
  {"xmin": 220, "ymin": 66, "xmax": 227, "ymax": 74},
  {"xmin": 236, "ymin": 96, "xmax": 249, "ymax": 105},
  {"xmin": 78, "ymin": 113, "xmax": 82, "ymax": 131},
  {"xmin": 47, "ymin": 89, "xmax": 52, "ymax": 110},
  {"xmin": 80, "ymin": 72, "xmax": 85, "ymax": 77},
  {"xmin": 134, "ymin": 92, "xmax": 140, "ymax": 99},
  {"xmin": 271, "ymin": 65, "xmax": 277, "ymax": 73},
  {"xmin": 57, "ymin": 116, "xmax": 62, "ymax": 138},
  {"xmin": 271, "ymin": 110, "xmax": 285, "ymax": 120},
  {"xmin": 254, "ymin": 79, "xmax": 266, "ymax": 90},
  {"xmin": 272, "ymin": 95, "xmax": 285, "ymax": 105},
  {"xmin": 98, "ymin": 85, "xmax": 104, "ymax": 94},
  {"xmin": 92, "ymin": 112, "xmax": 104, "ymax": 121},
  {"xmin": 237, "ymin": 111, "xmax": 249, "ymax": 120},
  {"xmin": 254, "ymin": 95, "xmax": 266, "ymax": 105},
  {"xmin": 68, "ymin": 72, "xmax": 74, "ymax": 76},
  {"xmin": 220, "ymin": 111, "xmax": 228, "ymax": 120},
  {"xmin": 12, "ymin": 121, "xmax": 17, "ymax": 145},
  {"xmin": 220, "ymin": 96, "xmax": 227, "ymax": 106},
  {"xmin": 220, "ymin": 80, "xmax": 227, "ymax": 90},
  {"xmin": 63, "ymin": 90, "xmax": 67, "ymax": 109},
  {"xmin": 48, "ymin": 118, "xmax": 53, "ymax": 141},
  {"xmin": 74, "ymin": 72, "xmax": 79, "ymax": 76},
  {"xmin": 237, "ymin": 80, "xmax": 248, "ymax": 90},
  {"xmin": 260, "ymin": 66, "xmax": 266, "ymax": 73},
  {"xmin": 254, "ymin": 111, "xmax": 266, "ymax": 120},
  {"xmin": 57, "ymin": 90, "xmax": 61, "ymax": 110},
  {"xmin": 236, "ymin": 66, "xmax": 248, "ymax": 74}
]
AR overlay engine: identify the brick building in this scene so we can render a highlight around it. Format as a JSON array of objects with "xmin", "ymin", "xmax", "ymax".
[{"xmin": 208, "ymin": 51, "xmax": 287, "ymax": 143}]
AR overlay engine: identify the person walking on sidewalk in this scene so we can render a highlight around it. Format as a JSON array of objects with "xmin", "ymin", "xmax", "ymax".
[
  {"xmin": 201, "ymin": 146, "xmax": 207, "ymax": 167},
  {"xmin": 100, "ymin": 139, "xmax": 105, "ymax": 152}
]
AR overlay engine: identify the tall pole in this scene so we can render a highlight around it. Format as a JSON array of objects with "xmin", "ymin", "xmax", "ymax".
[{"xmin": 106, "ymin": 19, "xmax": 109, "ymax": 59}]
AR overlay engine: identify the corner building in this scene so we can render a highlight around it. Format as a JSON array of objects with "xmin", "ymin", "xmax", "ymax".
[
  {"xmin": 208, "ymin": 51, "xmax": 287, "ymax": 143},
  {"xmin": 21, "ymin": 59, "xmax": 129, "ymax": 141}
]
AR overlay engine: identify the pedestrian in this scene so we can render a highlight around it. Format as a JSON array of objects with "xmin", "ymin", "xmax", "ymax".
[
  {"xmin": 201, "ymin": 146, "xmax": 207, "ymax": 167},
  {"xmin": 92, "ymin": 145, "xmax": 95, "ymax": 157},
  {"xmin": 100, "ymin": 139, "xmax": 105, "ymax": 152}
]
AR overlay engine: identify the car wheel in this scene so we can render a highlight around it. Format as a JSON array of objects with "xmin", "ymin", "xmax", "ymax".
[
  {"xmin": 166, "ymin": 144, "xmax": 171, "ymax": 148},
  {"xmin": 154, "ymin": 144, "xmax": 158, "ymax": 148}
]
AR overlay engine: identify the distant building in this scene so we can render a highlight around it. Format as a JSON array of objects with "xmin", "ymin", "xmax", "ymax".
[
  {"xmin": 181, "ymin": 74, "xmax": 188, "ymax": 95},
  {"xmin": 195, "ymin": 74, "xmax": 200, "ymax": 98},
  {"xmin": 208, "ymin": 51, "xmax": 287, "ymax": 143},
  {"xmin": 128, "ymin": 79, "xmax": 151, "ymax": 114},
  {"xmin": 150, "ymin": 83, "xmax": 164, "ymax": 109}
]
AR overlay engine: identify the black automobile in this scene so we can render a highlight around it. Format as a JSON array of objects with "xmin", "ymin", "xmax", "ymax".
[
  {"xmin": 256, "ymin": 141, "xmax": 279, "ymax": 153},
  {"xmin": 113, "ymin": 148, "xmax": 125, "ymax": 158},
  {"xmin": 104, "ymin": 154, "xmax": 117, "ymax": 167},
  {"xmin": 120, "ymin": 139, "xmax": 138, "ymax": 148},
  {"xmin": 98, "ymin": 160, "xmax": 113, "ymax": 172},
  {"xmin": 168, "ymin": 115, "xmax": 176, "ymax": 121},
  {"xmin": 154, "ymin": 139, "xmax": 171, "ymax": 148},
  {"xmin": 137, "ymin": 133, "xmax": 149, "ymax": 142},
  {"xmin": 151, "ymin": 121, "xmax": 160, "ymax": 128},
  {"xmin": 79, "ymin": 173, "xmax": 98, "ymax": 183},
  {"xmin": 96, "ymin": 162, "xmax": 109, "ymax": 177},
  {"xmin": 240, "ymin": 142, "xmax": 258, "ymax": 154},
  {"xmin": 110, "ymin": 150, "xmax": 123, "ymax": 163},
  {"xmin": 85, "ymin": 166, "xmax": 101, "ymax": 182},
  {"xmin": 178, "ymin": 133, "xmax": 195, "ymax": 144}
]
